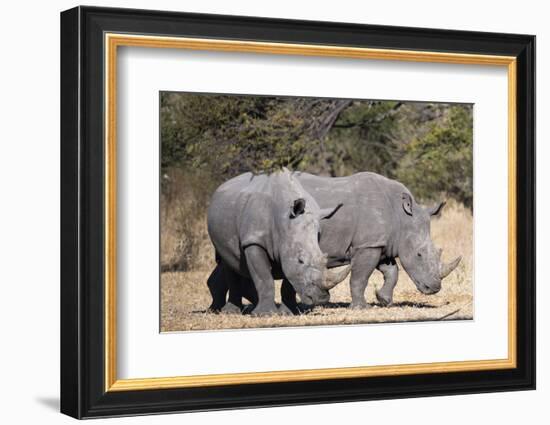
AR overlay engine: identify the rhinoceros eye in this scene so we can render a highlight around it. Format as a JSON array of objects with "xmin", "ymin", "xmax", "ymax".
[
  {"xmin": 417, "ymin": 252, "xmax": 422, "ymax": 257},
  {"xmin": 298, "ymin": 258, "xmax": 305, "ymax": 264}
]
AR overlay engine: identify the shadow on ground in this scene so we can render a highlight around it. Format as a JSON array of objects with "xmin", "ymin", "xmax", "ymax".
[
  {"xmin": 35, "ymin": 396, "xmax": 59, "ymax": 412},
  {"xmin": 195, "ymin": 300, "xmax": 445, "ymax": 316}
]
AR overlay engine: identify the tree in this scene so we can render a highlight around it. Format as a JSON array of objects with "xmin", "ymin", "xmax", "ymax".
[
  {"xmin": 160, "ymin": 93, "xmax": 473, "ymax": 207},
  {"xmin": 320, "ymin": 100, "xmax": 403, "ymax": 177},
  {"xmin": 160, "ymin": 93, "xmax": 351, "ymax": 180},
  {"xmin": 396, "ymin": 105, "xmax": 473, "ymax": 208}
]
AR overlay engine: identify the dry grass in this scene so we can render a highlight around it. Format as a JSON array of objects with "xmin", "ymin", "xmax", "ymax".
[
  {"xmin": 160, "ymin": 169, "xmax": 216, "ymax": 271},
  {"xmin": 160, "ymin": 201, "xmax": 473, "ymax": 332}
]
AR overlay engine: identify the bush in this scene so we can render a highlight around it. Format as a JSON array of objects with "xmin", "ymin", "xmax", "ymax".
[
  {"xmin": 396, "ymin": 106, "xmax": 473, "ymax": 208},
  {"xmin": 160, "ymin": 169, "xmax": 217, "ymax": 271}
]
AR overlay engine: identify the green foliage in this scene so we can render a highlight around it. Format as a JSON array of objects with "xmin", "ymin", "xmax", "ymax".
[
  {"xmin": 161, "ymin": 93, "xmax": 347, "ymax": 181},
  {"xmin": 323, "ymin": 101, "xmax": 402, "ymax": 177},
  {"xmin": 396, "ymin": 106, "xmax": 473, "ymax": 207},
  {"xmin": 160, "ymin": 92, "xmax": 473, "ymax": 207}
]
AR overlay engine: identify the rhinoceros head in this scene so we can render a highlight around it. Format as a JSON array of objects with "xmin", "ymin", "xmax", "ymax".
[
  {"xmin": 275, "ymin": 170, "xmax": 343, "ymax": 305},
  {"xmin": 280, "ymin": 196, "xmax": 344, "ymax": 305},
  {"xmin": 397, "ymin": 193, "xmax": 461, "ymax": 295}
]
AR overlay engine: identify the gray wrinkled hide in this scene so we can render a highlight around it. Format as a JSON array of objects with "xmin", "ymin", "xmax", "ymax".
[
  {"xmin": 288, "ymin": 171, "xmax": 461, "ymax": 308},
  {"xmin": 296, "ymin": 171, "xmax": 402, "ymax": 266},
  {"xmin": 207, "ymin": 169, "xmax": 339, "ymax": 315}
]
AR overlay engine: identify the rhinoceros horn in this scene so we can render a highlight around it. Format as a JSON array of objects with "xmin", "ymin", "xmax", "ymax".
[
  {"xmin": 440, "ymin": 255, "xmax": 462, "ymax": 279},
  {"xmin": 322, "ymin": 265, "xmax": 352, "ymax": 290}
]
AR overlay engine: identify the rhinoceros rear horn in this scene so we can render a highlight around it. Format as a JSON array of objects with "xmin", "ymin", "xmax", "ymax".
[
  {"xmin": 440, "ymin": 255, "xmax": 462, "ymax": 279},
  {"xmin": 322, "ymin": 265, "xmax": 352, "ymax": 289}
]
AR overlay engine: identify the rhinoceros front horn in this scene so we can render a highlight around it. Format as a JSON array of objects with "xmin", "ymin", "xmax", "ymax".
[
  {"xmin": 322, "ymin": 265, "xmax": 352, "ymax": 290},
  {"xmin": 440, "ymin": 255, "xmax": 462, "ymax": 279}
]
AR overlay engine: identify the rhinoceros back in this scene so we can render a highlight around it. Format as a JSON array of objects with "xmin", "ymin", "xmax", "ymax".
[{"xmin": 296, "ymin": 171, "xmax": 402, "ymax": 264}]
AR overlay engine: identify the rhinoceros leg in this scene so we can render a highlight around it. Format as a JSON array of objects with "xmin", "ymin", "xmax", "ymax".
[
  {"xmin": 375, "ymin": 259, "xmax": 399, "ymax": 307},
  {"xmin": 207, "ymin": 263, "xmax": 228, "ymax": 312},
  {"xmin": 221, "ymin": 273, "xmax": 246, "ymax": 314},
  {"xmin": 244, "ymin": 245, "xmax": 280, "ymax": 316},
  {"xmin": 222, "ymin": 280, "xmax": 244, "ymax": 314},
  {"xmin": 209, "ymin": 273, "xmax": 259, "ymax": 315},
  {"xmin": 349, "ymin": 247, "xmax": 382, "ymax": 309},
  {"xmin": 239, "ymin": 277, "xmax": 259, "ymax": 307},
  {"xmin": 281, "ymin": 279, "xmax": 300, "ymax": 314},
  {"xmin": 224, "ymin": 276, "xmax": 259, "ymax": 314},
  {"xmin": 207, "ymin": 262, "xmax": 247, "ymax": 313}
]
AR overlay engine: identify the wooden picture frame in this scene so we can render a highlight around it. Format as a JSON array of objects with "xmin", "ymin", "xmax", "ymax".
[{"xmin": 60, "ymin": 5, "xmax": 535, "ymax": 419}]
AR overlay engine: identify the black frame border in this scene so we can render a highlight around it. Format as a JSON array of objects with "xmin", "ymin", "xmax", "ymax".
[{"xmin": 60, "ymin": 6, "xmax": 535, "ymax": 419}]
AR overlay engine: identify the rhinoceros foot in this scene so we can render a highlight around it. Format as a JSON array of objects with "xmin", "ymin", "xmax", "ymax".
[
  {"xmin": 251, "ymin": 302, "xmax": 280, "ymax": 316},
  {"xmin": 250, "ymin": 303, "xmax": 293, "ymax": 316},
  {"xmin": 349, "ymin": 300, "xmax": 372, "ymax": 310},
  {"xmin": 207, "ymin": 303, "xmax": 224, "ymax": 314},
  {"xmin": 277, "ymin": 304, "xmax": 295, "ymax": 316},
  {"xmin": 375, "ymin": 290, "xmax": 393, "ymax": 307},
  {"xmin": 221, "ymin": 302, "xmax": 242, "ymax": 314}
]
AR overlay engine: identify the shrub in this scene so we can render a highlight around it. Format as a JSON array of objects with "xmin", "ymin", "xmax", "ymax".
[{"xmin": 160, "ymin": 169, "xmax": 217, "ymax": 271}]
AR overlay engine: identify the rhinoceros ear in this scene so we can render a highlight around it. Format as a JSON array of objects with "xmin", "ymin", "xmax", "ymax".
[
  {"xmin": 402, "ymin": 193, "xmax": 413, "ymax": 216},
  {"xmin": 290, "ymin": 198, "xmax": 306, "ymax": 218},
  {"xmin": 429, "ymin": 201, "xmax": 446, "ymax": 217},
  {"xmin": 320, "ymin": 203, "xmax": 344, "ymax": 220}
]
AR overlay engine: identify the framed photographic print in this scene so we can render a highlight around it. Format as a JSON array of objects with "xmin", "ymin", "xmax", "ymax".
[{"xmin": 60, "ymin": 6, "xmax": 535, "ymax": 419}]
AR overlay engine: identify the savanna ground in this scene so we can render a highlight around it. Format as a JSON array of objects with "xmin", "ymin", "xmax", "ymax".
[
  {"xmin": 160, "ymin": 95, "xmax": 473, "ymax": 332},
  {"xmin": 160, "ymin": 201, "xmax": 472, "ymax": 332}
]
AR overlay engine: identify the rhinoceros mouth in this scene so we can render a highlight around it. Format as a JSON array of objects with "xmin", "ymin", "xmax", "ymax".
[
  {"xmin": 300, "ymin": 286, "xmax": 330, "ymax": 306},
  {"xmin": 414, "ymin": 280, "xmax": 441, "ymax": 295},
  {"xmin": 300, "ymin": 293, "xmax": 314, "ymax": 305},
  {"xmin": 315, "ymin": 291, "xmax": 330, "ymax": 305},
  {"xmin": 420, "ymin": 284, "xmax": 440, "ymax": 295}
]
